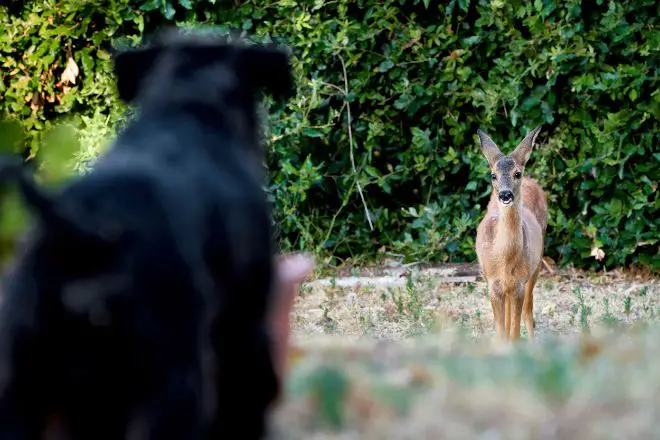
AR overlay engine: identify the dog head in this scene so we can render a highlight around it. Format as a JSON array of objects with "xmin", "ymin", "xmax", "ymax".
[{"xmin": 113, "ymin": 28, "xmax": 295, "ymax": 109}]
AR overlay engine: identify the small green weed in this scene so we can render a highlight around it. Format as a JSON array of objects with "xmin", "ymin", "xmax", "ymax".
[
  {"xmin": 624, "ymin": 296, "xmax": 632, "ymax": 316},
  {"xmin": 601, "ymin": 298, "xmax": 621, "ymax": 327},
  {"xmin": 572, "ymin": 286, "xmax": 592, "ymax": 332}
]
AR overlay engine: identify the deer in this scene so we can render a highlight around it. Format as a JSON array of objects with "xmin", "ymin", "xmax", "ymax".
[{"xmin": 475, "ymin": 126, "xmax": 548, "ymax": 342}]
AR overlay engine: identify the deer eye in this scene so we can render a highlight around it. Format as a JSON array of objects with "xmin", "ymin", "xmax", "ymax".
[
  {"xmin": 514, "ymin": 171, "xmax": 522, "ymax": 179},
  {"xmin": 490, "ymin": 173, "xmax": 497, "ymax": 181}
]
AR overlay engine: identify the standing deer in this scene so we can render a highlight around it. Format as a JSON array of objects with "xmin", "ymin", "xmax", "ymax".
[{"xmin": 475, "ymin": 126, "xmax": 548, "ymax": 342}]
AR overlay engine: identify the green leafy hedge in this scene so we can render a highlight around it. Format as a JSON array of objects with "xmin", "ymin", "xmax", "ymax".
[{"xmin": 1, "ymin": 0, "xmax": 658, "ymax": 271}]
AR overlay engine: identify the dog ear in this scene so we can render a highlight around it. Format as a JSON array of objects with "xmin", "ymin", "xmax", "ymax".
[
  {"xmin": 237, "ymin": 44, "xmax": 295, "ymax": 100},
  {"xmin": 19, "ymin": 173, "xmax": 122, "ymax": 246},
  {"xmin": 0, "ymin": 157, "xmax": 121, "ymax": 247},
  {"xmin": 113, "ymin": 47, "xmax": 161, "ymax": 103}
]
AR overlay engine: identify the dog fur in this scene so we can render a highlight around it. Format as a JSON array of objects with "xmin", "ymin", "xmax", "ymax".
[{"xmin": 0, "ymin": 28, "xmax": 294, "ymax": 440}]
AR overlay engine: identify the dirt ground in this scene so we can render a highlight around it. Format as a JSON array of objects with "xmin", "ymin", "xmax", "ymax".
[
  {"xmin": 269, "ymin": 264, "xmax": 660, "ymax": 440},
  {"xmin": 291, "ymin": 264, "xmax": 659, "ymax": 341}
]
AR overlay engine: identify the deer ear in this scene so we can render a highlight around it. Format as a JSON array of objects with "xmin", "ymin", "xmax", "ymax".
[
  {"xmin": 511, "ymin": 125, "xmax": 542, "ymax": 168},
  {"xmin": 113, "ymin": 47, "xmax": 161, "ymax": 103},
  {"xmin": 477, "ymin": 129, "xmax": 503, "ymax": 168}
]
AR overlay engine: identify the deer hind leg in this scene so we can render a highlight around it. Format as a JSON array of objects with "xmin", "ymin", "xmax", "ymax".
[
  {"xmin": 504, "ymin": 295, "xmax": 511, "ymax": 339},
  {"xmin": 523, "ymin": 264, "xmax": 541, "ymax": 340},
  {"xmin": 489, "ymin": 280, "xmax": 506, "ymax": 341}
]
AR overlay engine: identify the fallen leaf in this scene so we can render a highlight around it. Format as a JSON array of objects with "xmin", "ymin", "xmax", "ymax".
[
  {"xmin": 408, "ymin": 364, "xmax": 433, "ymax": 386},
  {"xmin": 578, "ymin": 336, "xmax": 604, "ymax": 365},
  {"xmin": 30, "ymin": 93, "xmax": 44, "ymax": 112},
  {"xmin": 60, "ymin": 57, "xmax": 79, "ymax": 85},
  {"xmin": 542, "ymin": 302, "xmax": 557, "ymax": 318},
  {"xmin": 287, "ymin": 345, "xmax": 305, "ymax": 367},
  {"xmin": 348, "ymin": 385, "xmax": 382, "ymax": 420},
  {"xmin": 542, "ymin": 256, "xmax": 557, "ymax": 274},
  {"xmin": 384, "ymin": 301, "xmax": 397, "ymax": 318},
  {"xmin": 590, "ymin": 246, "xmax": 605, "ymax": 261}
]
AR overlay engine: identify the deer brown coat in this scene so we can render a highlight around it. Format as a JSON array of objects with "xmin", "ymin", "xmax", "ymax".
[{"xmin": 475, "ymin": 127, "xmax": 548, "ymax": 342}]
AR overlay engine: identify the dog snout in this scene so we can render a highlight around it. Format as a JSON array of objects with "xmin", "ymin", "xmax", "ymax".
[{"xmin": 498, "ymin": 190, "xmax": 514, "ymax": 202}]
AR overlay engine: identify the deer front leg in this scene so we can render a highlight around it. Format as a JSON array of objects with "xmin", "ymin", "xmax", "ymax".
[
  {"xmin": 489, "ymin": 280, "xmax": 506, "ymax": 341},
  {"xmin": 509, "ymin": 282, "xmax": 525, "ymax": 342}
]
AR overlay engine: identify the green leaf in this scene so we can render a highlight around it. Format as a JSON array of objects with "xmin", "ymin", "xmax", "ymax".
[
  {"xmin": 37, "ymin": 123, "xmax": 80, "ymax": 185},
  {"xmin": 139, "ymin": 0, "xmax": 160, "ymax": 11},
  {"xmin": 307, "ymin": 365, "xmax": 349, "ymax": 430},
  {"xmin": 162, "ymin": 2, "xmax": 176, "ymax": 20},
  {"xmin": 609, "ymin": 199, "xmax": 623, "ymax": 216},
  {"xmin": 462, "ymin": 36, "xmax": 481, "ymax": 46},
  {"xmin": 520, "ymin": 96, "xmax": 541, "ymax": 111},
  {"xmin": 0, "ymin": 120, "xmax": 24, "ymax": 154},
  {"xmin": 629, "ymin": 89, "xmax": 638, "ymax": 101},
  {"xmin": 0, "ymin": 190, "xmax": 29, "ymax": 240},
  {"xmin": 364, "ymin": 165, "xmax": 381, "ymax": 179},
  {"xmin": 78, "ymin": 48, "xmax": 95, "ymax": 73},
  {"xmin": 303, "ymin": 127, "xmax": 324, "ymax": 138},
  {"xmin": 378, "ymin": 60, "xmax": 395, "ymax": 72},
  {"xmin": 394, "ymin": 95, "xmax": 411, "ymax": 110}
]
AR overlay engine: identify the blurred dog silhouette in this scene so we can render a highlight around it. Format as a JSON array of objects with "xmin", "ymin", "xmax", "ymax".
[{"xmin": 0, "ymin": 27, "xmax": 294, "ymax": 440}]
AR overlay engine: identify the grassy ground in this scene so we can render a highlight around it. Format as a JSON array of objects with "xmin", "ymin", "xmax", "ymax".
[
  {"xmin": 291, "ymin": 265, "xmax": 658, "ymax": 340},
  {"xmin": 270, "ymin": 266, "xmax": 660, "ymax": 439}
]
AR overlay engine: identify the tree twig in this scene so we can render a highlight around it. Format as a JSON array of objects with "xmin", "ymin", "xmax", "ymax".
[
  {"xmin": 542, "ymin": 257, "xmax": 555, "ymax": 274},
  {"xmin": 337, "ymin": 54, "xmax": 374, "ymax": 231}
]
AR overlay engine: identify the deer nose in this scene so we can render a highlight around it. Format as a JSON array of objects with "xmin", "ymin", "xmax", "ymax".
[{"xmin": 498, "ymin": 190, "xmax": 514, "ymax": 202}]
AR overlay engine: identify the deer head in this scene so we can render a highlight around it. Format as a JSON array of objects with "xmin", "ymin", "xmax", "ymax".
[{"xmin": 477, "ymin": 126, "xmax": 542, "ymax": 208}]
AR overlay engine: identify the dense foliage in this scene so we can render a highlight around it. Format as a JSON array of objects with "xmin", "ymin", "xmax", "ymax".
[{"xmin": 0, "ymin": 0, "xmax": 658, "ymax": 270}]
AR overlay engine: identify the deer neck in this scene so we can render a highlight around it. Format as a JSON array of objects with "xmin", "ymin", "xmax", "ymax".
[{"xmin": 494, "ymin": 201, "xmax": 523, "ymax": 256}]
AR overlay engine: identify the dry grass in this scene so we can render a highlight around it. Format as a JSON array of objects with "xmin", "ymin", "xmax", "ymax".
[
  {"xmin": 291, "ymin": 267, "xmax": 659, "ymax": 341},
  {"xmin": 269, "ymin": 267, "xmax": 660, "ymax": 439}
]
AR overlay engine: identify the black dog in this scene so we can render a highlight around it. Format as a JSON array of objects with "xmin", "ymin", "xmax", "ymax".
[
  {"xmin": 0, "ymin": 0, "xmax": 26, "ymax": 16},
  {"xmin": 0, "ymin": 28, "xmax": 294, "ymax": 440}
]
